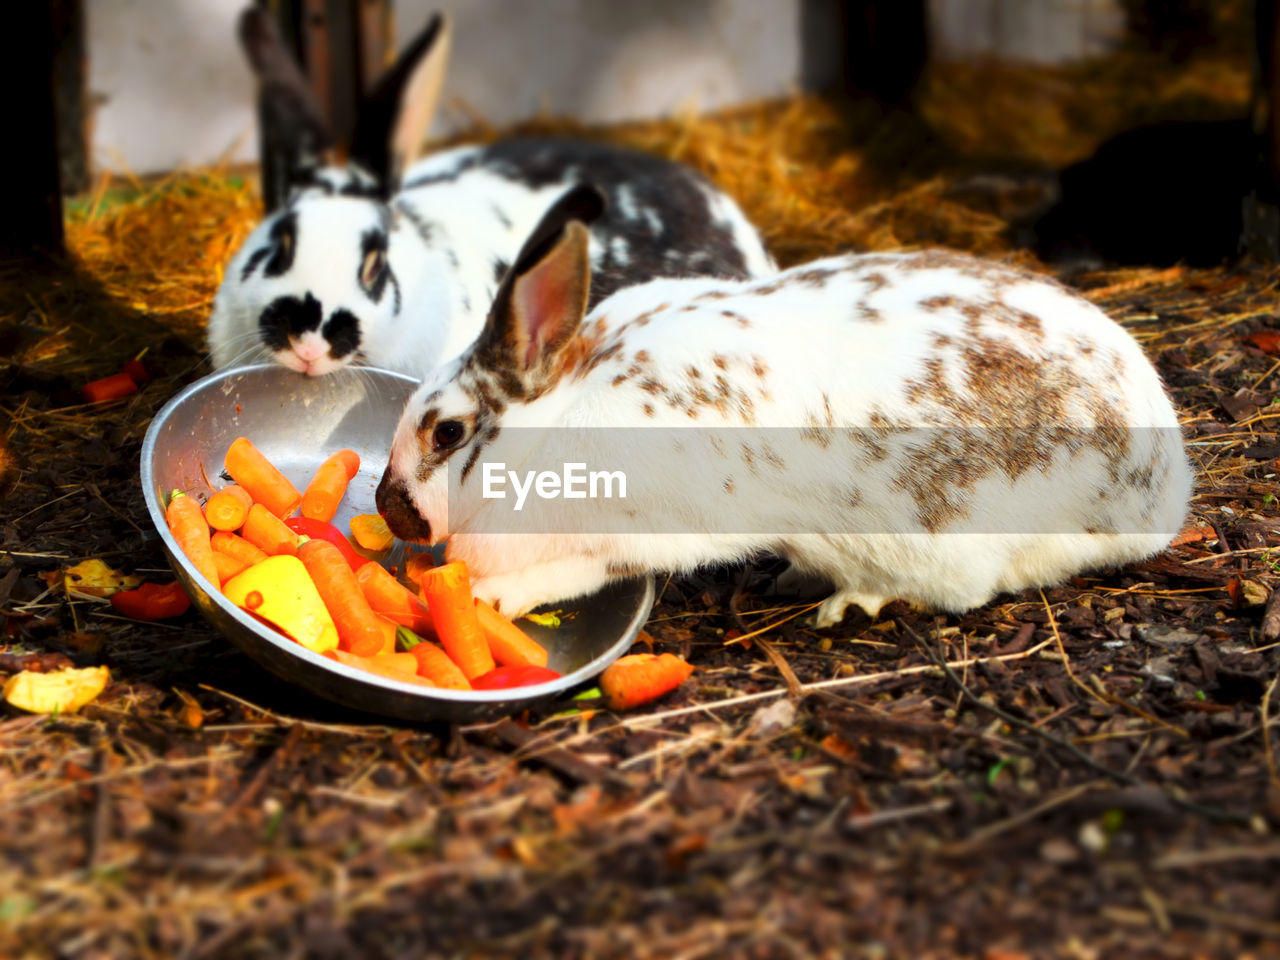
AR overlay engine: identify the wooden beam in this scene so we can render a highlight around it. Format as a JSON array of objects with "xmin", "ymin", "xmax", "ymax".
[{"xmin": 1, "ymin": 2, "xmax": 65, "ymax": 257}]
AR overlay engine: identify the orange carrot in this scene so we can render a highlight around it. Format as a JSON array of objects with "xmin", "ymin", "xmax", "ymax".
[
  {"xmin": 325, "ymin": 649, "xmax": 436, "ymax": 686},
  {"xmin": 600, "ymin": 653, "xmax": 694, "ymax": 711},
  {"xmin": 350, "ymin": 513, "xmax": 394, "ymax": 552},
  {"xmin": 375, "ymin": 615, "xmax": 398, "ymax": 655},
  {"xmin": 474, "ymin": 599, "xmax": 548, "ymax": 668},
  {"xmin": 301, "ymin": 449, "xmax": 360, "ymax": 522},
  {"xmin": 416, "ymin": 562, "xmax": 494, "ymax": 680},
  {"xmin": 83, "ymin": 372, "xmax": 138, "ymax": 404},
  {"xmin": 355, "ymin": 561, "xmax": 433, "ymax": 634},
  {"xmin": 224, "ymin": 437, "xmax": 301, "ymax": 517},
  {"xmin": 298, "ymin": 539, "xmax": 387, "ymax": 656},
  {"xmin": 165, "ymin": 492, "xmax": 220, "ymax": 587},
  {"xmin": 204, "ymin": 484, "xmax": 253, "ymax": 532},
  {"xmin": 212, "ymin": 550, "xmax": 249, "ymax": 584},
  {"xmin": 405, "ymin": 552, "xmax": 435, "ymax": 586},
  {"xmin": 410, "ymin": 640, "xmax": 472, "ymax": 690},
  {"xmin": 210, "ymin": 530, "xmax": 270, "ymax": 567},
  {"xmin": 241, "ymin": 503, "xmax": 301, "ymax": 556}
]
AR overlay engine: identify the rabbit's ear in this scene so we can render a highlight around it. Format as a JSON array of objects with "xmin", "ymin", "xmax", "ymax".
[
  {"xmin": 474, "ymin": 186, "xmax": 606, "ymax": 385},
  {"xmin": 237, "ymin": 7, "xmax": 333, "ymax": 169},
  {"xmin": 350, "ymin": 12, "xmax": 451, "ymax": 192}
]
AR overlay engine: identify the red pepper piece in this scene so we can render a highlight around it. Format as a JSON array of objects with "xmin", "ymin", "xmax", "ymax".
[
  {"xmin": 122, "ymin": 359, "xmax": 151, "ymax": 384},
  {"xmin": 109, "ymin": 581, "xmax": 192, "ymax": 620},
  {"xmin": 283, "ymin": 516, "xmax": 365, "ymax": 570},
  {"xmin": 83, "ymin": 372, "xmax": 139, "ymax": 404},
  {"xmin": 470, "ymin": 665, "xmax": 563, "ymax": 690}
]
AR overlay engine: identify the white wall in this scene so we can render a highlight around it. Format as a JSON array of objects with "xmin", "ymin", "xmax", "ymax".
[
  {"xmin": 85, "ymin": 0, "xmax": 1128, "ymax": 176},
  {"xmin": 86, "ymin": 0, "xmax": 836, "ymax": 176},
  {"xmin": 87, "ymin": 0, "xmax": 259, "ymax": 174},
  {"xmin": 399, "ymin": 0, "xmax": 838, "ymax": 131},
  {"xmin": 929, "ymin": 0, "xmax": 1125, "ymax": 64}
]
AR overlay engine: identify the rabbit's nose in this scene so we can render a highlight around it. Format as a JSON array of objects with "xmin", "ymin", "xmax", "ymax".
[
  {"xmin": 376, "ymin": 472, "xmax": 433, "ymax": 543},
  {"xmin": 293, "ymin": 334, "xmax": 328, "ymax": 362}
]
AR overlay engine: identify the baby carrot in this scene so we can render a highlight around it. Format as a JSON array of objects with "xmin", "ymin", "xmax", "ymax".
[
  {"xmin": 416, "ymin": 562, "xmax": 494, "ymax": 680},
  {"xmin": 325, "ymin": 648, "xmax": 435, "ymax": 686},
  {"xmin": 600, "ymin": 653, "xmax": 694, "ymax": 711},
  {"xmin": 474, "ymin": 599, "xmax": 548, "ymax": 668},
  {"xmin": 375, "ymin": 615, "xmax": 398, "ymax": 655},
  {"xmin": 210, "ymin": 530, "xmax": 270, "ymax": 567},
  {"xmin": 212, "ymin": 550, "xmax": 249, "ymax": 584},
  {"xmin": 165, "ymin": 492, "xmax": 220, "ymax": 587},
  {"xmin": 298, "ymin": 539, "xmax": 387, "ymax": 656},
  {"xmin": 405, "ymin": 551, "xmax": 435, "ymax": 584},
  {"xmin": 301, "ymin": 449, "xmax": 360, "ymax": 522},
  {"xmin": 241, "ymin": 503, "xmax": 302, "ymax": 556},
  {"xmin": 83, "ymin": 372, "xmax": 138, "ymax": 404},
  {"xmin": 204, "ymin": 484, "xmax": 253, "ymax": 531},
  {"xmin": 409, "ymin": 640, "xmax": 472, "ymax": 690},
  {"xmin": 350, "ymin": 513, "xmax": 394, "ymax": 552},
  {"xmin": 355, "ymin": 561, "xmax": 433, "ymax": 635},
  {"xmin": 224, "ymin": 437, "xmax": 301, "ymax": 517}
]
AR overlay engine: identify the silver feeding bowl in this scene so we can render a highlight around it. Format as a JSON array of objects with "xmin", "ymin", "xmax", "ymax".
[{"xmin": 140, "ymin": 364, "xmax": 654, "ymax": 723}]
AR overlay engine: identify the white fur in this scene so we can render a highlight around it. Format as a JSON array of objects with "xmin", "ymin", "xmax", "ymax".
[{"xmin": 386, "ymin": 251, "xmax": 1193, "ymax": 622}]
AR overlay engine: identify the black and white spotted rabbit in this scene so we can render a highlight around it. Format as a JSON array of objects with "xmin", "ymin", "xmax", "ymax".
[{"xmin": 207, "ymin": 9, "xmax": 774, "ymax": 378}]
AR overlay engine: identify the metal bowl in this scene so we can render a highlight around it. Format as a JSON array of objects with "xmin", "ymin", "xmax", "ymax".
[{"xmin": 140, "ymin": 364, "xmax": 654, "ymax": 723}]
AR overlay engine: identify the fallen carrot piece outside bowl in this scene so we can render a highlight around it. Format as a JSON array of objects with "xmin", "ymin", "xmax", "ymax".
[{"xmin": 139, "ymin": 365, "xmax": 655, "ymax": 723}]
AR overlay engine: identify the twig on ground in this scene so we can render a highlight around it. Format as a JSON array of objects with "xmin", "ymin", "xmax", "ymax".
[{"xmin": 900, "ymin": 619, "xmax": 1249, "ymax": 826}]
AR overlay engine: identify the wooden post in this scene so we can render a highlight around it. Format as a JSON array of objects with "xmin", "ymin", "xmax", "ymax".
[
  {"xmin": 839, "ymin": 0, "xmax": 929, "ymax": 106},
  {"xmin": 1244, "ymin": 0, "xmax": 1280, "ymax": 260},
  {"xmin": 1, "ymin": 2, "xmax": 65, "ymax": 257}
]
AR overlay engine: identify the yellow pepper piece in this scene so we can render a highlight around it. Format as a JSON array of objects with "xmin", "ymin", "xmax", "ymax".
[
  {"xmin": 4, "ymin": 665, "xmax": 110, "ymax": 714},
  {"xmin": 349, "ymin": 514, "xmax": 394, "ymax": 553},
  {"xmin": 223, "ymin": 555, "xmax": 339, "ymax": 653}
]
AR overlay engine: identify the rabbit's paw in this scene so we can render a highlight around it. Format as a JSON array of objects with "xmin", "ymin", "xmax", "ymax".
[
  {"xmin": 811, "ymin": 589, "xmax": 888, "ymax": 629},
  {"xmin": 471, "ymin": 557, "xmax": 611, "ymax": 620}
]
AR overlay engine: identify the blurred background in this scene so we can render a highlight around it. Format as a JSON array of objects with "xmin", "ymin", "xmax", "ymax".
[{"xmin": 14, "ymin": 0, "xmax": 1267, "ymax": 266}]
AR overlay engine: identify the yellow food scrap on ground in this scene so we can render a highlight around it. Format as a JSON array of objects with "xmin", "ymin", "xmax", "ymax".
[
  {"xmin": 3, "ymin": 666, "xmax": 110, "ymax": 714},
  {"xmin": 223, "ymin": 555, "xmax": 339, "ymax": 653},
  {"xmin": 62, "ymin": 559, "xmax": 144, "ymax": 598},
  {"xmin": 350, "ymin": 514, "xmax": 394, "ymax": 553}
]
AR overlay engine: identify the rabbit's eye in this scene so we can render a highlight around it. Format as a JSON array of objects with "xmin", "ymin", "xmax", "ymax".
[
  {"xmin": 360, "ymin": 248, "xmax": 386, "ymax": 290},
  {"xmin": 432, "ymin": 420, "xmax": 466, "ymax": 451}
]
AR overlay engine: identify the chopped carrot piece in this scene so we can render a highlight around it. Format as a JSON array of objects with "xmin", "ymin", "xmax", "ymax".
[
  {"xmin": 410, "ymin": 640, "xmax": 471, "ymax": 690},
  {"xmin": 83, "ymin": 372, "xmax": 138, "ymax": 404},
  {"xmin": 165, "ymin": 492, "xmax": 220, "ymax": 587},
  {"xmin": 204, "ymin": 484, "xmax": 253, "ymax": 532},
  {"xmin": 355, "ymin": 561, "xmax": 433, "ymax": 635},
  {"xmin": 405, "ymin": 551, "xmax": 435, "ymax": 585},
  {"xmin": 241, "ymin": 503, "xmax": 302, "ymax": 556},
  {"xmin": 474, "ymin": 599, "xmax": 548, "ymax": 668},
  {"xmin": 600, "ymin": 653, "xmax": 694, "ymax": 711},
  {"xmin": 224, "ymin": 437, "xmax": 301, "ymax": 517},
  {"xmin": 350, "ymin": 513, "xmax": 394, "ymax": 552},
  {"xmin": 375, "ymin": 615, "xmax": 398, "ymax": 654},
  {"xmin": 210, "ymin": 531, "xmax": 270, "ymax": 567},
  {"xmin": 325, "ymin": 648, "xmax": 435, "ymax": 686},
  {"xmin": 301, "ymin": 449, "xmax": 360, "ymax": 522},
  {"xmin": 212, "ymin": 550, "xmax": 249, "ymax": 584},
  {"xmin": 415, "ymin": 562, "xmax": 494, "ymax": 680},
  {"xmin": 298, "ymin": 539, "xmax": 388, "ymax": 657}
]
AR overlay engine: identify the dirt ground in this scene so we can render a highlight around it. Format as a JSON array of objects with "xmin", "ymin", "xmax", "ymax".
[{"xmin": 3, "ymin": 68, "xmax": 1280, "ymax": 959}]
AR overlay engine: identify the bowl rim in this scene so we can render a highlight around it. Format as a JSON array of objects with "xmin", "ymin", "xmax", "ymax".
[{"xmin": 140, "ymin": 364, "xmax": 654, "ymax": 706}]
